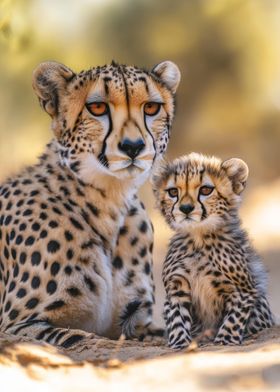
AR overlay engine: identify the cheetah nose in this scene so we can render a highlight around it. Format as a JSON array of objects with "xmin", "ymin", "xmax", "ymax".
[
  {"xmin": 179, "ymin": 204, "xmax": 195, "ymax": 216},
  {"xmin": 118, "ymin": 138, "xmax": 145, "ymax": 160}
]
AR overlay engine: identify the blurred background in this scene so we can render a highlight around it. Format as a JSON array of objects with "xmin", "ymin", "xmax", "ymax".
[{"xmin": 0, "ymin": 0, "xmax": 279, "ymax": 324}]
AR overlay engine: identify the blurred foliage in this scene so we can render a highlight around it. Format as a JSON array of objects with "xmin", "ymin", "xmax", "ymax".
[{"xmin": 0, "ymin": 0, "xmax": 280, "ymax": 183}]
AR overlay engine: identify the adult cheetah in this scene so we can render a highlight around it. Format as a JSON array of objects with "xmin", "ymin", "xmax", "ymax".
[
  {"xmin": 0, "ymin": 60, "xmax": 180, "ymax": 348},
  {"xmin": 152, "ymin": 153, "xmax": 274, "ymax": 349}
]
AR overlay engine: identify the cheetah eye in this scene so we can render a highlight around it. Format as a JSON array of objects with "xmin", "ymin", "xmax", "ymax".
[
  {"xmin": 86, "ymin": 102, "xmax": 108, "ymax": 116},
  {"xmin": 166, "ymin": 188, "xmax": 178, "ymax": 198},
  {"xmin": 199, "ymin": 185, "xmax": 214, "ymax": 196},
  {"xmin": 144, "ymin": 102, "xmax": 162, "ymax": 116}
]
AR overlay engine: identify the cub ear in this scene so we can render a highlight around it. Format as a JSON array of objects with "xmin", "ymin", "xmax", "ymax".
[
  {"xmin": 152, "ymin": 61, "xmax": 181, "ymax": 94},
  {"xmin": 222, "ymin": 158, "xmax": 249, "ymax": 195},
  {"xmin": 32, "ymin": 61, "xmax": 75, "ymax": 117}
]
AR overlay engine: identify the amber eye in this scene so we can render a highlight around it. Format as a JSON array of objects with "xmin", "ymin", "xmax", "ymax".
[
  {"xmin": 86, "ymin": 102, "xmax": 108, "ymax": 116},
  {"xmin": 167, "ymin": 188, "xmax": 178, "ymax": 198},
  {"xmin": 144, "ymin": 102, "xmax": 161, "ymax": 116},
  {"xmin": 199, "ymin": 185, "xmax": 214, "ymax": 196}
]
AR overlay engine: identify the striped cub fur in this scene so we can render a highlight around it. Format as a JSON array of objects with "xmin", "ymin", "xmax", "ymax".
[{"xmin": 153, "ymin": 153, "xmax": 274, "ymax": 349}]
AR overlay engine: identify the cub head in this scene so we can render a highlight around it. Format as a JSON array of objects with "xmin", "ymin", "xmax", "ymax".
[
  {"xmin": 152, "ymin": 153, "xmax": 249, "ymax": 232},
  {"xmin": 33, "ymin": 60, "xmax": 180, "ymax": 186}
]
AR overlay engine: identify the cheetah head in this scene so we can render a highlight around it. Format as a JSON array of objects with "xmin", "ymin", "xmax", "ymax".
[
  {"xmin": 32, "ymin": 61, "xmax": 180, "ymax": 187},
  {"xmin": 152, "ymin": 153, "xmax": 249, "ymax": 232}
]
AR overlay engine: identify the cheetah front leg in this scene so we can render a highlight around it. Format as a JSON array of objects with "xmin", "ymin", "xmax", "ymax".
[
  {"xmin": 110, "ymin": 196, "xmax": 156, "ymax": 339},
  {"xmin": 214, "ymin": 292, "xmax": 255, "ymax": 345},
  {"xmin": 165, "ymin": 276, "xmax": 193, "ymax": 349},
  {"xmin": 245, "ymin": 295, "xmax": 274, "ymax": 337}
]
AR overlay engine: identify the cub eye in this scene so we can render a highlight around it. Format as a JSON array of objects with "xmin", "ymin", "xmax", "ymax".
[
  {"xmin": 199, "ymin": 185, "xmax": 214, "ymax": 196},
  {"xmin": 86, "ymin": 102, "xmax": 108, "ymax": 116},
  {"xmin": 167, "ymin": 188, "xmax": 178, "ymax": 198},
  {"xmin": 144, "ymin": 102, "xmax": 161, "ymax": 116}
]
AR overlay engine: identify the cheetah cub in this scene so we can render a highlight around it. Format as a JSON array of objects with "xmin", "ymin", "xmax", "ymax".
[{"xmin": 152, "ymin": 153, "xmax": 274, "ymax": 349}]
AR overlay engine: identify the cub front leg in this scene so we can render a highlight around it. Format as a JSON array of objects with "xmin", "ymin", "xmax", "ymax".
[
  {"xmin": 245, "ymin": 295, "xmax": 274, "ymax": 337},
  {"xmin": 111, "ymin": 196, "xmax": 155, "ymax": 339},
  {"xmin": 164, "ymin": 275, "xmax": 192, "ymax": 350},
  {"xmin": 214, "ymin": 291, "xmax": 255, "ymax": 345}
]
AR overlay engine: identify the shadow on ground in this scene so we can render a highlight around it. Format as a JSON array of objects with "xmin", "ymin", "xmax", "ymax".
[{"xmin": 1, "ymin": 327, "xmax": 280, "ymax": 391}]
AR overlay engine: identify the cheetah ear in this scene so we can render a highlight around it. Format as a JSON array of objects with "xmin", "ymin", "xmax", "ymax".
[
  {"xmin": 222, "ymin": 158, "xmax": 249, "ymax": 195},
  {"xmin": 152, "ymin": 61, "xmax": 181, "ymax": 94},
  {"xmin": 32, "ymin": 61, "xmax": 75, "ymax": 117}
]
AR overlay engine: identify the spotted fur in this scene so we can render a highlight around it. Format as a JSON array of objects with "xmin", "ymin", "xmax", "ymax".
[
  {"xmin": 153, "ymin": 153, "xmax": 274, "ymax": 349},
  {"xmin": 0, "ymin": 60, "xmax": 180, "ymax": 347}
]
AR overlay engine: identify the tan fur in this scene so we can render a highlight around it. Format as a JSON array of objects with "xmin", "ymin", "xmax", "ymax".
[
  {"xmin": 0, "ymin": 60, "xmax": 180, "ymax": 347},
  {"xmin": 153, "ymin": 153, "xmax": 273, "ymax": 349}
]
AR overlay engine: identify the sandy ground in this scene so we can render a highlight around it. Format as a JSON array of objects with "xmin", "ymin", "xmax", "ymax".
[{"xmin": 1, "ymin": 327, "xmax": 280, "ymax": 391}]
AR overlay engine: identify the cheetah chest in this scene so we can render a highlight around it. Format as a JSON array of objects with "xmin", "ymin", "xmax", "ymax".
[{"xmin": 188, "ymin": 257, "xmax": 224, "ymax": 329}]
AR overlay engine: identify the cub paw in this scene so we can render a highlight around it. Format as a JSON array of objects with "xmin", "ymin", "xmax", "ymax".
[
  {"xmin": 168, "ymin": 335, "xmax": 192, "ymax": 350},
  {"xmin": 214, "ymin": 334, "xmax": 241, "ymax": 346}
]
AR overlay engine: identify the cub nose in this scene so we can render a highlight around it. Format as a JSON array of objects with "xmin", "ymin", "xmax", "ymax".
[
  {"xmin": 118, "ymin": 138, "xmax": 145, "ymax": 160},
  {"xmin": 179, "ymin": 204, "xmax": 194, "ymax": 216}
]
